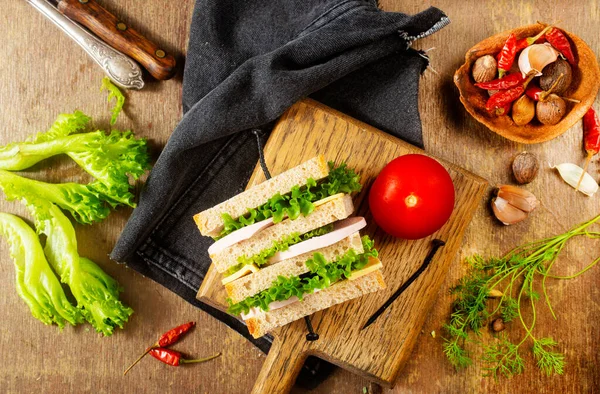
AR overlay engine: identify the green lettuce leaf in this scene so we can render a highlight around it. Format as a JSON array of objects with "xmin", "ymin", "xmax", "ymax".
[
  {"xmin": 216, "ymin": 162, "xmax": 361, "ymax": 240},
  {"xmin": 0, "ymin": 113, "xmax": 150, "ymax": 208},
  {"xmin": 0, "ymin": 212, "xmax": 83, "ymax": 328},
  {"xmin": 101, "ymin": 77, "xmax": 125, "ymax": 126},
  {"xmin": 228, "ymin": 236, "xmax": 377, "ymax": 315},
  {"xmin": 0, "ymin": 170, "xmax": 109, "ymax": 224},
  {"xmin": 27, "ymin": 197, "xmax": 133, "ymax": 336},
  {"xmin": 69, "ymin": 130, "xmax": 150, "ymax": 207},
  {"xmin": 234, "ymin": 224, "xmax": 334, "ymax": 269}
]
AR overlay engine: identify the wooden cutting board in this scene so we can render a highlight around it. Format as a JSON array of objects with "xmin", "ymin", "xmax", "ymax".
[{"xmin": 197, "ymin": 99, "xmax": 487, "ymax": 393}]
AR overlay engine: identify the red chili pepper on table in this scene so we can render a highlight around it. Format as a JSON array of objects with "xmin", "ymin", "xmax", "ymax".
[
  {"xmin": 476, "ymin": 73, "xmax": 524, "ymax": 90},
  {"xmin": 545, "ymin": 27, "xmax": 576, "ymax": 66},
  {"xmin": 150, "ymin": 348, "xmax": 221, "ymax": 367},
  {"xmin": 124, "ymin": 321, "xmax": 196, "ymax": 375},
  {"xmin": 497, "ymin": 33, "xmax": 518, "ymax": 78},
  {"xmin": 157, "ymin": 321, "xmax": 196, "ymax": 347},
  {"xmin": 576, "ymin": 107, "xmax": 600, "ymax": 190}
]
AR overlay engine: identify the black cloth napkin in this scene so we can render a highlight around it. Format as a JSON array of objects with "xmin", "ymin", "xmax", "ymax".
[{"xmin": 111, "ymin": 0, "xmax": 448, "ymax": 355}]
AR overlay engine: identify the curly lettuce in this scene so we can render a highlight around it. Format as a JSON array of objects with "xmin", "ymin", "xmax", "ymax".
[
  {"xmin": 216, "ymin": 162, "xmax": 361, "ymax": 240},
  {"xmin": 101, "ymin": 77, "xmax": 125, "ymax": 126},
  {"xmin": 234, "ymin": 224, "xmax": 334, "ymax": 270},
  {"xmin": 0, "ymin": 111, "xmax": 150, "ymax": 207},
  {"xmin": 228, "ymin": 236, "xmax": 378, "ymax": 315},
  {"xmin": 0, "ymin": 170, "xmax": 109, "ymax": 224},
  {"xmin": 0, "ymin": 212, "xmax": 83, "ymax": 328},
  {"xmin": 28, "ymin": 197, "xmax": 133, "ymax": 336}
]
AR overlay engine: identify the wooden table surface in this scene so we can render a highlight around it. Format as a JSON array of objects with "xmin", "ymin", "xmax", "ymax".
[{"xmin": 1, "ymin": 1, "xmax": 598, "ymax": 393}]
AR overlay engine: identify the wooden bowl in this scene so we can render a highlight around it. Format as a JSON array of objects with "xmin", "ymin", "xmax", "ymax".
[{"xmin": 454, "ymin": 24, "xmax": 600, "ymax": 144}]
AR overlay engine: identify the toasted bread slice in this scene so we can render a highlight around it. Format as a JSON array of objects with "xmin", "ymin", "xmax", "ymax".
[
  {"xmin": 244, "ymin": 270, "xmax": 385, "ymax": 338},
  {"xmin": 194, "ymin": 155, "xmax": 329, "ymax": 237},
  {"xmin": 225, "ymin": 232, "xmax": 363, "ymax": 303},
  {"xmin": 211, "ymin": 194, "xmax": 354, "ymax": 273}
]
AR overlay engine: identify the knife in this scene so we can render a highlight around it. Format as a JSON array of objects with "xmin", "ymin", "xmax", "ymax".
[
  {"xmin": 27, "ymin": 0, "xmax": 144, "ymax": 90},
  {"xmin": 54, "ymin": 0, "xmax": 176, "ymax": 81}
]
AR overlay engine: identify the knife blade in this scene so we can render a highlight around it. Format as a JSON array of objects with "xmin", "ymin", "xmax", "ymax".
[
  {"xmin": 27, "ymin": 0, "xmax": 144, "ymax": 90},
  {"xmin": 52, "ymin": 0, "xmax": 176, "ymax": 81}
]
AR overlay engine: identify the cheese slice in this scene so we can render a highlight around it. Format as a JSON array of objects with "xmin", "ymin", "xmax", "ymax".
[
  {"xmin": 313, "ymin": 193, "xmax": 345, "ymax": 207},
  {"xmin": 348, "ymin": 257, "xmax": 382, "ymax": 280},
  {"xmin": 221, "ymin": 264, "xmax": 259, "ymax": 285}
]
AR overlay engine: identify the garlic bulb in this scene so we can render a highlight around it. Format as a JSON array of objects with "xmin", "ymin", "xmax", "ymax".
[
  {"xmin": 519, "ymin": 43, "xmax": 559, "ymax": 77},
  {"xmin": 491, "ymin": 185, "xmax": 539, "ymax": 225},
  {"xmin": 497, "ymin": 184, "xmax": 539, "ymax": 212},
  {"xmin": 552, "ymin": 163, "xmax": 599, "ymax": 196},
  {"xmin": 492, "ymin": 196, "xmax": 528, "ymax": 225}
]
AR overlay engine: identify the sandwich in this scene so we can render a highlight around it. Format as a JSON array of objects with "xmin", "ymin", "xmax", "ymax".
[{"xmin": 194, "ymin": 155, "xmax": 385, "ymax": 338}]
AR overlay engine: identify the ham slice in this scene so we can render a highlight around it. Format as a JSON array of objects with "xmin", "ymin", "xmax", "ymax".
[
  {"xmin": 207, "ymin": 194, "xmax": 347, "ymax": 256},
  {"xmin": 208, "ymin": 217, "xmax": 274, "ymax": 255},
  {"xmin": 240, "ymin": 289, "xmax": 324, "ymax": 320},
  {"xmin": 268, "ymin": 217, "xmax": 366, "ymax": 264}
]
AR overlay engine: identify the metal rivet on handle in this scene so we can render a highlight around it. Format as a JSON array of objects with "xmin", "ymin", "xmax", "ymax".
[
  {"xmin": 117, "ymin": 22, "xmax": 127, "ymax": 31},
  {"xmin": 155, "ymin": 49, "xmax": 166, "ymax": 58}
]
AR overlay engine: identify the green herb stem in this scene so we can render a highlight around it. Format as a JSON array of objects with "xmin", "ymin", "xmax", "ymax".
[{"xmin": 443, "ymin": 214, "xmax": 599, "ymax": 378}]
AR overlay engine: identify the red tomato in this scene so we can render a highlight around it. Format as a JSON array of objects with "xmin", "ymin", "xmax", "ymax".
[{"xmin": 369, "ymin": 154, "xmax": 455, "ymax": 240}]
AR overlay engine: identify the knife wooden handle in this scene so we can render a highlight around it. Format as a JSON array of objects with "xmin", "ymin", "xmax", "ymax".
[{"xmin": 57, "ymin": 0, "xmax": 176, "ymax": 80}]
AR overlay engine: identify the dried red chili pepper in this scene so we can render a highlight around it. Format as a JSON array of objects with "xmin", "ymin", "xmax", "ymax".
[
  {"xmin": 486, "ymin": 74, "xmax": 535, "ymax": 112},
  {"xmin": 124, "ymin": 321, "xmax": 196, "ymax": 375},
  {"xmin": 525, "ymin": 75, "xmax": 580, "ymax": 104},
  {"xmin": 476, "ymin": 73, "xmax": 524, "ymax": 90},
  {"xmin": 525, "ymin": 85, "xmax": 544, "ymax": 101},
  {"xmin": 149, "ymin": 348, "xmax": 221, "ymax": 367},
  {"xmin": 525, "ymin": 74, "xmax": 564, "ymax": 101},
  {"xmin": 514, "ymin": 25, "xmax": 552, "ymax": 52},
  {"xmin": 158, "ymin": 321, "xmax": 196, "ymax": 347},
  {"xmin": 576, "ymin": 107, "xmax": 600, "ymax": 190},
  {"xmin": 515, "ymin": 36, "xmax": 546, "ymax": 52},
  {"xmin": 545, "ymin": 27, "xmax": 576, "ymax": 66},
  {"xmin": 497, "ymin": 33, "xmax": 518, "ymax": 78}
]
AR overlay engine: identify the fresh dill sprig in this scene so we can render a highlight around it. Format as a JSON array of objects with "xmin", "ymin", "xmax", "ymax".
[{"xmin": 443, "ymin": 214, "xmax": 600, "ymax": 378}]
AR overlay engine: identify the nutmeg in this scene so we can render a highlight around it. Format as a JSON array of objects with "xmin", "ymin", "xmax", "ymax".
[
  {"xmin": 511, "ymin": 95, "xmax": 535, "ymax": 126},
  {"xmin": 540, "ymin": 58, "xmax": 572, "ymax": 94},
  {"xmin": 492, "ymin": 318, "xmax": 505, "ymax": 332},
  {"xmin": 472, "ymin": 55, "xmax": 497, "ymax": 83},
  {"xmin": 512, "ymin": 152, "xmax": 539, "ymax": 184},
  {"xmin": 536, "ymin": 94, "xmax": 566, "ymax": 125}
]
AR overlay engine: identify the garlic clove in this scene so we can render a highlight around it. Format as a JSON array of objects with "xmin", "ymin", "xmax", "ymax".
[
  {"xmin": 497, "ymin": 185, "xmax": 539, "ymax": 213},
  {"xmin": 488, "ymin": 289, "xmax": 504, "ymax": 298},
  {"xmin": 552, "ymin": 163, "xmax": 599, "ymax": 196},
  {"xmin": 519, "ymin": 43, "xmax": 559, "ymax": 77},
  {"xmin": 492, "ymin": 196, "xmax": 528, "ymax": 225}
]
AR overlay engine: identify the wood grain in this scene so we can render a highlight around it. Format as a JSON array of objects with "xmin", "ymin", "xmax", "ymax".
[
  {"xmin": 198, "ymin": 99, "xmax": 488, "ymax": 392},
  {"xmin": 58, "ymin": 0, "xmax": 177, "ymax": 80},
  {"xmin": 1, "ymin": 1, "xmax": 599, "ymax": 393}
]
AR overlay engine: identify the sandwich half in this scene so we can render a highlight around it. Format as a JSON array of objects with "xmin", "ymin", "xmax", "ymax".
[
  {"xmin": 194, "ymin": 156, "xmax": 385, "ymax": 338},
  {"xmin": 193, "ymin": 154, "xmax": 361, "ymax": 240},
  {"xmin": 226, "ymin": 235, "xmax": 385, "ymax": 338}
]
